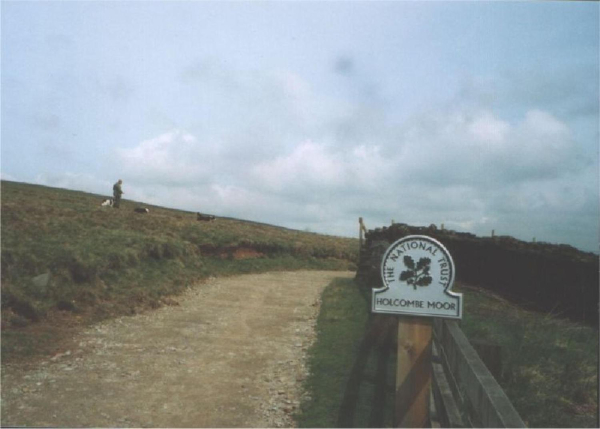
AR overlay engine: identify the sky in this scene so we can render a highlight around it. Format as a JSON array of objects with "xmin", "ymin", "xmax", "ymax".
[{"xmin": 1, "ymin": 1, "xmax": 599, "ymax": 253}]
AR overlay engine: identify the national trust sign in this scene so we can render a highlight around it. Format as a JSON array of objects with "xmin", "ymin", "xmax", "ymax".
[{"xmin": 372, "ymin": 235, "xmax": 463, "ymax": 319}]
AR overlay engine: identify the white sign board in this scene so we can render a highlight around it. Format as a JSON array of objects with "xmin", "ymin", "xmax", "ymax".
[{"xmin": 372, "ymin": 235, "xmax": 462, "ymax": 319}]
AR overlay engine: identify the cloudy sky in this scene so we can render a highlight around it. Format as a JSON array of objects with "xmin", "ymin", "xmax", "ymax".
[{"xmin": 2, "ymin": 1, "xmax": 598, "ymax": 252}]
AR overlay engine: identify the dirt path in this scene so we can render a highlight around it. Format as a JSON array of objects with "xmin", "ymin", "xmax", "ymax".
[{"xmin": 1, "ymin": 270, "xmax": 354, "ymax": 428}]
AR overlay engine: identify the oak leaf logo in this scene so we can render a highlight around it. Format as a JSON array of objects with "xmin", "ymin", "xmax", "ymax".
[{"xmin": 399, "ymin": 256, "xmax": 432, "ymax": 290}]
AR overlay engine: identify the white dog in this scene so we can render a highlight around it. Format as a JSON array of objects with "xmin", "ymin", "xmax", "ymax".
[{"xmin": 101, "ymin": 198, "xmax": 114, "ymax": 207}]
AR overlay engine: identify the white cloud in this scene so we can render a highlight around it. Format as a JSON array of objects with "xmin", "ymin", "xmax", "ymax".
[
  {"xmin": 252, "ymin": 139, "xmax": 394, "ymax": 196},
  {"xmin": 467, "ymin": 111, "xmax": 509, "ymax": 145},
  {"xmin": 508, "ymin": 110, "xmax": 576, "ymax": 175},
  {"xmin": 252, "ymin": 140, "xmax": 345, "ymax": 192},
  {"xmin": 396, "ymin": 108, "xmax": 585, "ymax": 187},
  {"xmin": 116, "ymin": 129, "xmax": 216, "ymax": 186}
]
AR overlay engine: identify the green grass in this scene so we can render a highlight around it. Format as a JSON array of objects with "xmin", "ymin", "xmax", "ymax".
[
  {"xmin": 458, "ymin": 284, "xmax": 599, "ymax": 428},
  {"xmin": 297, "ymin": 279, "xmax": 598, "ymax": 428},
  {"xmin": 1, "ymin": 180, "xmax": 358, "ymax": 362},
  {"xmin": 296, "ymin": 278, "xmax": 397, "ymax": 428}
]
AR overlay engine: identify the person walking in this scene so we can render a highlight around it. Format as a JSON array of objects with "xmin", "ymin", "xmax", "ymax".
[{"xmin": 113, "ymin": 179, "xmax": 124, "ymax": 208}]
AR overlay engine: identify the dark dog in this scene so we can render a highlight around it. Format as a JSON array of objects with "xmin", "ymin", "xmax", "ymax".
[
  {"xmin": 197, "ymin": 212, "xmax": 215, "ymax": 221},
  {"xmin": 134, "ymin": 207, "xmax": 150, "ymax": 214}
]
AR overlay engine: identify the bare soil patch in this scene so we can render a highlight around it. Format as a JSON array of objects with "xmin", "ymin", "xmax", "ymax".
[{"xmin": 1, "ymin": 270, "xmax": 354, "ymax": 428}]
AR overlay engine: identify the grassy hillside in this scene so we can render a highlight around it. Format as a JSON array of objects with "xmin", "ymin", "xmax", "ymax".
[
  {"xmin": 459, "ymin": 283, "xmax": 598, "ymax": 428},
  {"xmin": 1, "ymin": 180, "xmax": 358, "ymax": 360}
]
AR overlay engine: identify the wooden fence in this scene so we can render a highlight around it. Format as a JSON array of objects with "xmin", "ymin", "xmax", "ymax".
[{"xmin": 431, "ymin": 319, "xmax": 526, "ymax": 427}]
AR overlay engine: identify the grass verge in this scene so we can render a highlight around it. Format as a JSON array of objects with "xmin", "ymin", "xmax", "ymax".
[{"xmin": 296, "ymin": 278, "xmax": 397, "ymax": 428}]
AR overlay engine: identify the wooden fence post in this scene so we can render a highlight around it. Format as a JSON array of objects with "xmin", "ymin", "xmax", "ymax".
[
  {"xmin": 396, "ymin": 316, "xmax": 433, "ymax": 428},
  {"xmin": 359, "ymin": 217, "xmax": 367, "ymax": 248}
]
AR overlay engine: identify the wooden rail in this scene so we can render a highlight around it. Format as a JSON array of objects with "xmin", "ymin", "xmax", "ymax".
[{"xmin": 432, "ymin": 319, "xmax": 526, "ymax": 428}]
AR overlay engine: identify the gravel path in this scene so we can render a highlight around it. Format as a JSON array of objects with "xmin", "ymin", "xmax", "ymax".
[{"xmin": 1, "ymin": 270, "xmax": 354, "ymax": 428}]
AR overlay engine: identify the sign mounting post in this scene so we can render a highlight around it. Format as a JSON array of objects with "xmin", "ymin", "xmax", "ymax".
[{"xmin": 372, "ymin": 235, "xmax": 462, "ymax": 428}]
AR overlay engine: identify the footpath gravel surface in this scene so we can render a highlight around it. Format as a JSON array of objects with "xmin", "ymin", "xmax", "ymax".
[{"xmin": 1, "ymin": 270, "xmax": 354, "ymax": 428}]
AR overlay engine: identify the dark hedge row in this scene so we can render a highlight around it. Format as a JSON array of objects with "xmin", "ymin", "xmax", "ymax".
[{"xmin": 356, "ymin": 223, "xmax": 598, "ymax": 325}]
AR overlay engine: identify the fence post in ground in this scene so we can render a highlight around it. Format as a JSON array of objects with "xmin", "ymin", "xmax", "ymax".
[
  {"xmin": 396, "ymin": 316, "xmax": 433, "ymax": 428},
  {"xmin": 359, "ymin": 217, "xmax": 367, "ymax": 248}
]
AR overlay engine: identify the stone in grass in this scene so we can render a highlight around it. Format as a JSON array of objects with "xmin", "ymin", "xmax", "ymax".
[{"xmin": 31, "ymin": 272, "xmax": 51, "ymax": 295}]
